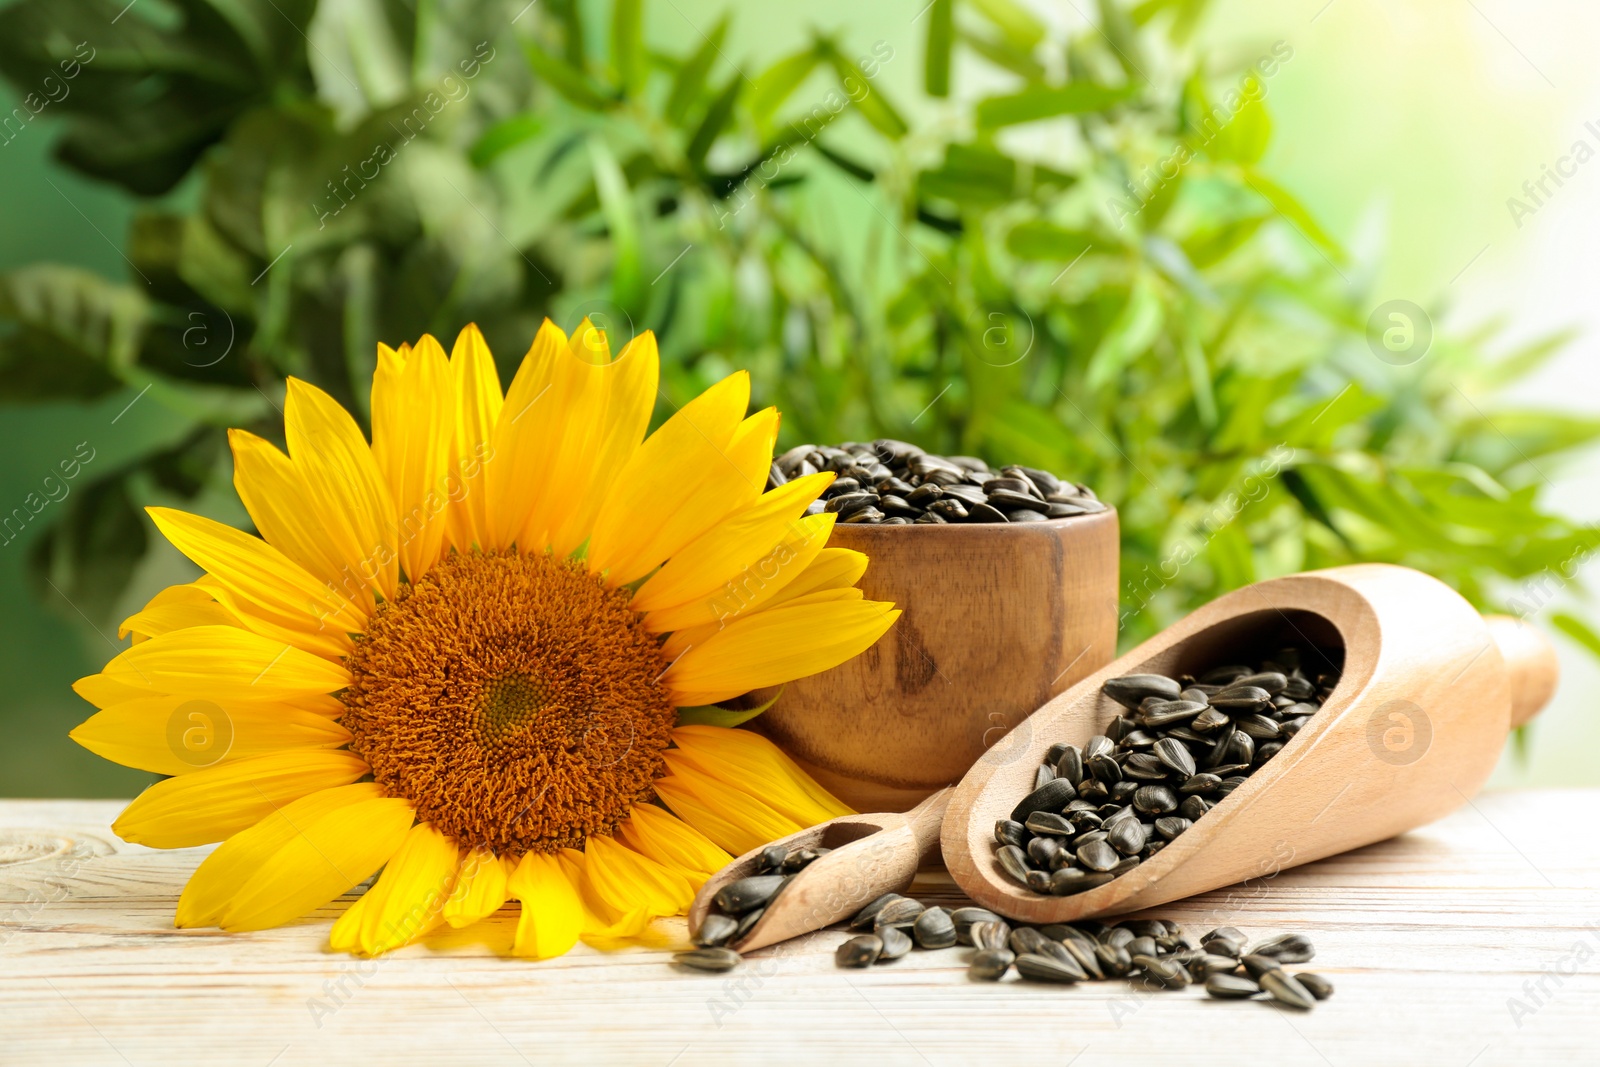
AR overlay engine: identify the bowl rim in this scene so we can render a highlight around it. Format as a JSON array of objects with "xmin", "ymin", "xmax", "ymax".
[{"xmin": 823, "ymin": 506, "xmax": 1118, "ymax": 534}]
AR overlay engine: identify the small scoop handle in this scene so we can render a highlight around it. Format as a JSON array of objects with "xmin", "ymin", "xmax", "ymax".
[{"xmin": 1484, "ymin": 615, "xmax": 1559, "ymax": 728}]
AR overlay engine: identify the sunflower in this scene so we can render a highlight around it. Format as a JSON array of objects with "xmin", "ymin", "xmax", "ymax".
[{"xmin": 70, "ymin": 320, "xmax": 899, "ymax": 959}]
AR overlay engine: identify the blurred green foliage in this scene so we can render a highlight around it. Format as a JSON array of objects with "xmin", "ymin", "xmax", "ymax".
[{"xmin": 2, "ymin": 0, "xmax": 1598, "ymax": 657}]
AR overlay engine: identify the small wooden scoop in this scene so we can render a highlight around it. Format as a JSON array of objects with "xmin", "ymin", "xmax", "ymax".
[
  {"xmin": 686, "ymin": 787, "xmax": 952, "ymax": 953},
  {"xmin": 942, "ymin": 564, "xmax": 1559, "ymax": 924}
]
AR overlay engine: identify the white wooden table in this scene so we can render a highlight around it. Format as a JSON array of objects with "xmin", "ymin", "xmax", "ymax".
[{"xmin": 3, "ymin": 791, "xmax": 1597, "ymax": 1066}]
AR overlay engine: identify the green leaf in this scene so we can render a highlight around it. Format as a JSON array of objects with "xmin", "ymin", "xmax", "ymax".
[
  {"xmin": 977, "ymin": 83, "xmax": 1139, "ymax": 128},
  {"xmin": 0, "ymin": 0, "xmax": 307, "ymax": 195},
  {"xmin": 749, "ymin": 45, "xmax": 822, "ymax": 124},
  {"xmin": 969, "ymin": 0, "xmax": 1047, "ymax": 51},
  {"xmin": 1552, "ymin": 613, "xmax": 1600, "ymax": 662},
  {"xmin": 822, "ymin": 41, "xmax": 907, "ymax": 139},
  {"xmin": 1240, "ymin": 168, "xmax": 1346, "ymax": 262},
  {"xmin": 666, "ymin": 15, "xmax": 728, "ymax": 124},
  {"xmin": 920, "ymin": 144, "xmax": 1018, "ymax": 206},
  {"xmin": 525, "ymin": 42, "xmax": 617, "ymax": 111},
  {"xmin": 1207, "ymin": 93, "xmax": 1272, "ymax": 165},
  {"xmin": 687, "ymin": 74, "xmax": 743, "ymax": 168},
  {"xmin": 959, "ymin": 27, "xmax": 1046, "ymax": 81},
  {"xmin": 469, "ymin": 114, "xmax": 546, "ymax": 167},
  {"xmin": 1097, "ymin": 0, "xmax": 1148, "ymax": 79},
  {"xmin": 590, "ymin": 139, "xmax": 645, "ymax": 315},
  {"xmin": 611, "ymin": 0, "xmax": 645, "ymax": 95},
  {"xmin": 1006, "ymin": 221, "xmax": 1096, "ymax": 261},
  {"xmin": 27, "ymin": 470, "xmax": 149, "ymax": 623},
  {"xmin": 1085, "ymin": 276, "xmax": 1164, "ymax": 388},
  {"xmin": 0, "ymin": 266, "xmax": 146, "ymax": 400},
  {"xmin": 924, "ymin": 0, "xmax": 953, "ymax": 97},
  {"xmin": 675, "ymin": 687, "xmax": 785, "ymax": 728}
]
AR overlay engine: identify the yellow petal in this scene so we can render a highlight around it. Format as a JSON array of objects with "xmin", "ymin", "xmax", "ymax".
[
  {"xmin": 179, "ymin": 783, "xmax": 385, "ymax": 928},
  {"xmin": 445, "ymin": 323, "xmax": 503, "ymax": 553},
  {"xmin": 669, "ymin": 725, "xmax": 853, "ymax": 823},
  {"xmin": 372, "ymin": 333, "xmax": 455, "ymax": 583},
  {"xmin": 284, "ymin": 377, "xmax": 400, "ymax": 603},
  {"xmin": 663, "ymin": 599, "xmax": 900, "ymax": 706},
  {"xmin": 508, "ymin": 852, "xmax": 583, "ymax": 960},
  {"xmin": 660, "ymin": 587, "xmax": 866, "ymax": 681},
  {"xmin": 652, "ymin": 773, "xmax": 804, "ymax": 857},
  {"xmin": 586, "ymin": 371, "xmax": 753, "ymax": 585},
  {"xmin": 118, "ymin": 600, "xmax": 241, "ymax": 644},
  {"xmin": 639, "ymin": 508, "xmax": 836, "ymax": 634},
  {"xmin": 349, "ymin": 822, "xmax": 460, "ymax": 955},
  {"xmin": 113, "ymin": 749, "xmax": 371, "ymax": 848},
  {"xmin": 762, "ymin": 547, "xmax": 871, "ymax": 609},
  {"xmin": 442, "ymin": 848, "xmax": 515, "ymax": 929},
  {"xmin": 633, "ymin": 473, "xmax": 832, "ymax": 612},
  {"xmin": 148, "ymin": 507, "xmax": 362, "ymax": 657},
  {"xmin": 230, "ymin": 429, "xmax": 373, "ymax": 615},
  {"xmin": 71, "ymin": 695, "xmax": 350, "ymax": 776},
  {"xmin": 328, "ymin": 889, "xmax": 371, "ymax": 955},
  {"xmin": 219, "ymin": 795, "xmax": 415, "ymax": 931},
  {"xmin": 616, "ymin": 803, "xmax": 732, "ymax": 879},
  {"xmin": 583, "ymin": 835, "xmax": 695, "ymax": 917},
  {"xmin": 544, "ymin": 327, "xmax": 660, "ymax": 557},
  {"xmin": 102, "ymin": 625, "xmax": 350, "ymax": 702},
  {"xmin": 485, "ymin": 319, "xmax": 569, "ymax": 552},
  {"xmin": 119, "ymin": 583, "xmax": 237, "ymax": 642},
  {"xmin": 71, "ymin": 673, "xmax": 151, "ymax": 709}
]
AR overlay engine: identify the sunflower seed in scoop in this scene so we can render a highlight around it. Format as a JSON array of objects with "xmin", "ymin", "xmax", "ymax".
[
  {"xmin": 1153, "ymin": 737, "xmax": 1197, "ymax": 777},
  {"xmin": 1010, "ymin": 778, "xmax": 1077, "ymax": 823},
  {"xmin": 675, "ymin": 947, "xmax": 742, "ymax": 972},
  {"xmin": 1077, "ymin": 839, "xmax": 1120, "ymax": 872},
  {"xmin": 996, "ymin": 845, "xmax": 1031, "ymax": 885},
  {"xmin": 714, "ymin": 875, "xmax": 786, "ymax": 914},
  {"xmin": 693, "ymin": 914, "xmax": 739, "ymax": 948},
  {"xmin": 1104, "ymin": 674, "xmax": 1184, "ymax": 709},
  {"xmin": 1024, "ymin": 811, "xmax": 1075, "ymax": 837}
]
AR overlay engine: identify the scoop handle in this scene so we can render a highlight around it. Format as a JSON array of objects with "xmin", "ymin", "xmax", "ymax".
[{"xmin": 1484, "ymin": 615, "xmax": 1559, "ymax": 728}]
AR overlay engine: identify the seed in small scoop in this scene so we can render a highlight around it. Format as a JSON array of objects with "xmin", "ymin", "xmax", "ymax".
[{"xmin": 714, "ymin": 875, "xmax": 786, "ymax": 914}]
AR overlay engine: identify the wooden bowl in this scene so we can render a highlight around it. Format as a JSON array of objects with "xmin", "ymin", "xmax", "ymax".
[{"xmin": 752, "ymin": 510, "xmax": 1120, "ymax": 811}]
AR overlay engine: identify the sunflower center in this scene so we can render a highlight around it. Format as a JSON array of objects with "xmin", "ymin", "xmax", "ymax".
[{"xmin": 340, "ymin": 551, "xmax": 677, "ymax": 857}]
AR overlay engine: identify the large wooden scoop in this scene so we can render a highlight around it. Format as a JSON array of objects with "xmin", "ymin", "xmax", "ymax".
[
  {"xmin": 686, "ymin": 788, "xmax": 951, "ymax": 953},
  {"xmin": 941, "ymin": 563, "xmax": 1559, "ymax": 923}
]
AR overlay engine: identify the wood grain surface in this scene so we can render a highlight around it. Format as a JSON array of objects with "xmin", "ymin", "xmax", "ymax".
[{"xmin": 3, "ymin": 792, "xmax": 1597, "ymax": 1066}]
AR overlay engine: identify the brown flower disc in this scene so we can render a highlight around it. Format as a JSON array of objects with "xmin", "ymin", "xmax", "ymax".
[{"xmin": 341, "ymin": 551, "xmax": 677, "ymax": 856}]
